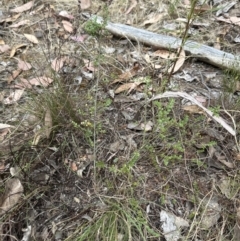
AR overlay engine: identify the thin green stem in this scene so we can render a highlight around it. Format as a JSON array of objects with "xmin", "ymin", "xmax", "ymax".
[{"xmin": 164, "ymin": 0, "xmax": 198, "ymax": 91}]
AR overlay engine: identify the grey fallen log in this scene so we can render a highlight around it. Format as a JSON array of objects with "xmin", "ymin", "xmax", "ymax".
[{"xmin": 85, "ymin": 14, "xmax": 240, "ymax": 70}]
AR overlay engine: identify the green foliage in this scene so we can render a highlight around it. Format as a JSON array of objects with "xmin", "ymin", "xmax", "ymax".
[
  {"xmin": 84, "ymin": 17, "xmax": 105, "ymax": 36},
  {"xmin": 167, "ymin": 0, "xmax": 181, "ymax": 17},
  {"xmin": 84, "ymin": 7, "xmax": 108, "ymax": 37},
  {"xmin": 223, "ymin": 67, "xmax": 240, "ymax": 93},
  {"xmin": 209, "ymin": 105, "xmax": 221, "ymax": 116},
  {"xmin": 120, "ymin": 151, "xmax": 140, "ymax": 175},
  {"xmin": 153, "ymin": 99, "xmax": 186, "ymax": 165}
]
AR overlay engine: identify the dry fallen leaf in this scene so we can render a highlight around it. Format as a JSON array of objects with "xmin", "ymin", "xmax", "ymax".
[
  {"xmin": 71, "ymin": 162, "xmax": 78, "ymax": 171},
  {"xmin": 112, "ymin": 63, "xmax": 141, "ymax": 84},
  {"xmin": 142, "ymin": 13, "xmax": 165, "ymax": 25},
  {"xmin": 182, "ymin": 105, "xmax": 204, "ymax": 114},
  {"xmin": 44, "ymin": 108, "xmax": 52, "ymax": 138},
  {"xmin": 51, "ymin": 57, "xmax": 67, "ymax": 72},
  {"xmin": 0, "ymin": 124, "xmax": 14, "ymax": 129},
  {"xmin": 152, "ymin": 49, "xmax": 176, "ymax": 59},
  {"xmin": 80, "ymin": 0, "xmax": 91, "ymax": 10},
  {"xmin": 83, "ymin": 59, "xmax": 96, "ymax": 72},
  {"xmin": 71, "ymin": 35, "xmax": 88, "ymax": 43},
  {"xmin": 62, "ymin": 20, "xmax": 73, "ymax": 33},
  {"xmin": 10, "ymin": 1, "xmax": 34, "ymax": 13},
  {"xmin": 9, "ymin": 20, "xmax": 30, "ymax": 28},
  {"xmin": 0, "ymin": 13, "xmax": 21, "ymax": 23},
  {"xmin": 3, "ymin": 89, "xmax": 25, "ymax": 105},
  {"xmin": 115, "ymin": 82, "xmax": 143, "ymax": 94},
  {"xmin": 0, "ymin": 45, "xmax": 10, "ymax": 53},
  {"xmin": 15, "ymin": 58, "xmax": 32, "ymax": 71},
  {"xmin": 167, "ymin": 48, "xmax": 185, "ymax": 74},
  {"xmin": 14, "ymin": 78, "xmax": 32, "ymax": 89},
  {"xmin": 217, "ymin": 16, "xmax": 240, "ymax": 26},
  {"xmin": 192, "ymin": 4, "xmax": 211, "ymax": 14},
  {"xmin": 58, "ymin": 10, "xmax": 74, "ymax": 20},
  {"xmin": 29, "ymin": 76, "xmax": 54, "ymax": 87},
  {"xmin": 0, "ymin": 128, "xmax": 9, "ymax": 142},
  {"xmin": 10, "ymin": 44, "xmax": 28, "ymax": 58},
  {"xmin": 126, "ymin": 0, "xmax": 137, "ymax": 14},
  {"xmin": 8, "ymin": 69, "xmax": 23, "ymax": 84},
  {"xmin": 24, "ymin": 34, "xmax": 39, "ymax": 44},
  {"xmin": 0, "ymin": 178, "xmax": 23, "ymax": 214},
  {"xmin": 127, "ymin": 121, "xmax": 153, "ymax": 131}
]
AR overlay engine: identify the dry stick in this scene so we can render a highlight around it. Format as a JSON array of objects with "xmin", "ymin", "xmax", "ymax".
[{"xmin": 83, "ymin": 13, "xmax": 240, "ymax": 70}]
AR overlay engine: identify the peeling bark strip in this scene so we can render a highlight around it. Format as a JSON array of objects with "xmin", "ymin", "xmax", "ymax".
[{"xmin": 84, "ymin": 14, "xmax": 240, "ymax": 70}]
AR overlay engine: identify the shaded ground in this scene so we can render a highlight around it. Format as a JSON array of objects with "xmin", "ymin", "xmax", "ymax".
[{"xmin": 0, "ymin": 0, "xmax": 240, "ymax": 240}]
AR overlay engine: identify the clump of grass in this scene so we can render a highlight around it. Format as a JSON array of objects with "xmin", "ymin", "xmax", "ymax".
[{"xmin": 67, "ymin": 198, "xmax": 159, "ymax": 241}]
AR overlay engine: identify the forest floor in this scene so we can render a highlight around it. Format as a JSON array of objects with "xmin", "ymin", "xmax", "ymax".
[{"xmin": 1, "ymin": 0, "xmax": 240, "ymax": 240}]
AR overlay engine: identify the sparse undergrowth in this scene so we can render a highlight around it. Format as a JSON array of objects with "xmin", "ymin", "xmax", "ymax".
[{"xmin": 1, "ymin": 0, "xmax": 240, "ymax": 241}]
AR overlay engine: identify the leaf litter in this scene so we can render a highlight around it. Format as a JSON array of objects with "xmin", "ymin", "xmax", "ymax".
[{"xmin": 1, "ymin": 0, "xmax": 240, "ymax": 240}]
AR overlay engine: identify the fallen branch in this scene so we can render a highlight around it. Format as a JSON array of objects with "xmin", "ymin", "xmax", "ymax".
[{"xmin": 84, "ymin": 13, "xmax": 240, "ymax": 69}]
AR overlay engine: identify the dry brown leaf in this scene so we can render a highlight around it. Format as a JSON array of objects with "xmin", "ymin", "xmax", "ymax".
[
  {"xmin": 51, "ymin": 57, "xmax": 67, "ymax": 72},
  {"xmin": 70, "ymin": 34, "xmax": 88, "ymax": 43},
  {"xmin": 10, "ymin": 1, "xmax": 34, "ymax": 13},
  {"xmin": 142, "ymin": 13, "xmax": 165, "ymax": 25},
  {"xmin": 0, "ymin": 124, "xmax": 14, "ymax": 141},
  {"xmin": 8, "ymin": 69, "xmax": 22, "ymax": 84},
  {"xmin": 127, "ymin": 120, "xmax": 153, "ymax": 131},
  {"xmin": 80, "ymin": 0, "xmax": 91, "ymax": 10},
  {"xmin": 29, "ymin": 76, "xmax": 53, "ymax": 87},
  {"xmin": 10, "ymin": 44, "xmax": 28, "ymax": 58},
  {"xmin": 83, "ymin": 59, "xmax": 96, "ymax": 72},
  {"xmin": 14, "ymin": 78, "xmax": 32, "ymax": 89},
  {"xmin": 62, "ymin": 20, "xmax": 73, "ymax": 33},
  {"xmin": 182, "ymin": 105, "xmax": 204, "ymax": 114},
  {"xmin": 0, "ymin": 124, "xmax": 14, "ymax": 129},
  {"xmin": 9, "ymin": 20, "xmax": 30, "ymax": 28},
  {"xmin": 44, "ymin": 108, "xmax": 52, "ymax": 139},
  {"xmin": 192, "ymin": 4, "xmax": 211, "ymax": 14},
  {"xmin": 167, "ymin": 48, "xmax": 185, "ymax": 73},
  {"xmin": 144, "ymin": 54, "xmax": 151, "ymax": 63},
  {"xmin": 183, "ymin": 0, "xmax": 191, "ymax": 5},
  {"xmin": 115, "ymin": 82, "xmax": 143, "ymax": 94},
  {"xmin": 58, "ymin": 11, "xmax": 74, "ymax": 20},
  {"xmin": 3, "ymin": 89, "xmax": 25, "ymax": 105},
  {"xmin": 0, "ymin": 45, "xmax": 10, "ymax": 53},
  {"xmin": 0, "ymin": 13, "xmax": 21, "ymax": 23},
  {"xmin": 24, "ymin": 34, "xmax": 39, "ymax": 44},
  {"xmin": 217, "ymin": 158, "xmax": 234, "ymax": 169},
  {"xmin": 71, "ymin": 162, "xmax": 78, "ymax": 171},
  {"xmin": 112, "ymin": 63, "xmax": 140, "ymax": 84},
  {"xmin": 126, "ymin": 0, "xmax": 137, "ymax": 14},
  {"xmin": 0, "ymin": 178, "xmax": 23, "ymax": 214},
  {"xmin": 217, "ymin": 16, "xmax": 240, "ymax": 26},
  {"xmin": 152, "ymin": 49, "xmax": 176, "ymax": 59},
  {"xmin": 0, "ymin": 128, "xmax": 9, "ymax": 142},
  {"xmin": 15, "ymin": 58, "xmax": 32, "ymax": 71}
]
